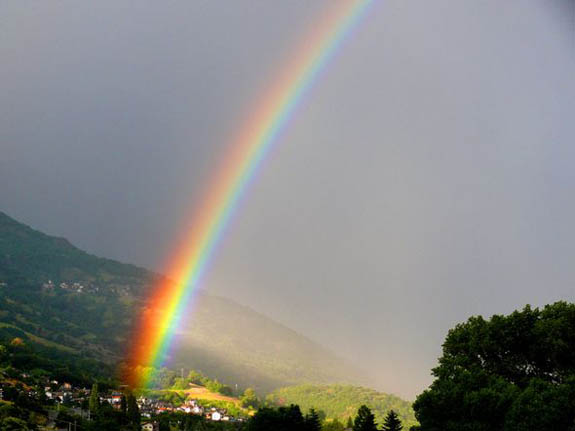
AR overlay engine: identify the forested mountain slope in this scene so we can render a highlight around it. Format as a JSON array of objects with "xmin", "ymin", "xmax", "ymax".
[
  {"xmin": 0, "ymin": 211, "xmax": 358, "ymax": 392},
  {"xmin": 268, "ymin": 384, "xmax": 417, "ymax": 428}
]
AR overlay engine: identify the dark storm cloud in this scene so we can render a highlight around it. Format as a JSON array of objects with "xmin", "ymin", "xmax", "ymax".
[{"xmin": 1, "ymin": 0, "xmax": 574, "ymax": 398}]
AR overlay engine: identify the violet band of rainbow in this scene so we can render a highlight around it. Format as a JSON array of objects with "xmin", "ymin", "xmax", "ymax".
[{"xmin": 128, "ymin": 0, "xmax": 376, "ymax": 388}]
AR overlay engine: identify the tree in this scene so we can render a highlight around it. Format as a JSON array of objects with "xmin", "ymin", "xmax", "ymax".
[
  {"xmin": 347, "ymin": 417, "xmax": 354, "ymax": 429},
  {"xmin": 323, "ymin": 418, "xmax": 345, "ymax": 431},
  {"xmin": 304, "ymin": 408, "xmax": 322, "ymax": 431},
  {"xmin": 119, "ymin": 394, "xmax": 127, "ymax": 425},
  {"xmin": 353, "ymin": 405, "xmax": 377, "ymax": 431},
  {"xmin": 248, "ymin": 405, "xmax": 305, "ymax": 431},
  {"xmin": 172, "ymin": 377, "xmax": 188, "ymax": 390},
  {"xmin": 382, "ymin": 410, "xmax": 403, "ymax": 431},
  {"xmin": 413, "ymin": 302, "xmax": 575, "ymax": 431},
  {"xmin": 127, "ymin": 392, "xmax": 140, "ymax": 428},
  {"xmin": 241, "ymin": 388, "xmax": 260, "ymax": 409},
  {"xmin": 120, "ymin": 394, "xmax": 127, "ymax": 416},
  {"xmin": 1, "ymin": 417, "xmax": 30, "ymax": 431},
  {"xmin": 159, "ymin": 415, "xmax": 170, "ymax": 431},
  {"xmin": 89, "ymin": 383, "xmax": 99, "ymax": 416},
  {"xmin": 504, "ymin": 377, "xmax": 575, "ymax": 431},
  {"xmin": 186, "ymin": 369, "xmax": 204, "ymax": 385}
]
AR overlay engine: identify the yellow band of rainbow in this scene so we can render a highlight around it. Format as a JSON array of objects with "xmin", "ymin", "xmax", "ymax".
[{"xmin": 127, "ymin": 0, "xmax": 375, "ymax": 388}]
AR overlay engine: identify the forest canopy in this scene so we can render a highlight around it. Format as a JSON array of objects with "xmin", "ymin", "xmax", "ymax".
[{"xmin": 413, "ymin": 302, "xmax": 575, "ymax": 431}]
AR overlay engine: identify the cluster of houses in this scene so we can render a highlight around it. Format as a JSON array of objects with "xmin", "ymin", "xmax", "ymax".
[
  {"xmin": 138, "ymin": 397, "xmax": 239, "ymax": 422},
  {"xmin": 2, "ymin": 375, "xmax": 243, "ymax": 430},
  {"xmin": 44, "ymin": 381, "xmax": 91, "ymax": 405},
  {"xmin": 33, "ymin": 380, "xmax": 240, "ymax": 426},
  {"xmin": 42, "ymin": 280, "xmax": 89, "ymax": 293},
  {"xmin": 40, "ymin": 279, "xmax": 142, "ymax": 296}
]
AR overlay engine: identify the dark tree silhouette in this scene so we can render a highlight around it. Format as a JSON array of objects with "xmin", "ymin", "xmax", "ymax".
[
  {"xmin": 159, "ymin": 415, "xmax": 170, "ymax": 431},
  {"xmin": 305, "ymin": 408, "xmax": 322, "ymax": 431},
  {"xmin": 126, "ymin": 392, "xmax": 140, "ymax": 428},
  {"xmin": 248, "ymin": 405, "xmax": 305, "ymax": 431},
  {"xmin": 353, "ymin": 405, "xmax": 377, "ymax": 431},
  {"xmin": 120, "ymin": 394, "xmax": 127, "ymax": 416},
  {"xmin": 382, "ymin": 410, "xmax": 403, "ymax": 431},
  {"xmin": 414, "ymin": 302, "xmax": 575, "ymax": 431}
]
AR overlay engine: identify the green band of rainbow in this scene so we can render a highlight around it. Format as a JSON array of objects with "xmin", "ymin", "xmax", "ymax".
[{"xmin": 128, "ymin": 0, "xmax": 375, "ymax": 388}]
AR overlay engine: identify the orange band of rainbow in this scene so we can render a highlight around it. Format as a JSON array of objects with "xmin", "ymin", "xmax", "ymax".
[{"xmin": 126, "ymin": 0, "xmax": 375, "ymax": 388}]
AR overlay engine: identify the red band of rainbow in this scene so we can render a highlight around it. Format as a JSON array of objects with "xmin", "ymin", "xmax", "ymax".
[{"xmin": 126, "ymin": 0, "xmax": 375, "ymax": 388}]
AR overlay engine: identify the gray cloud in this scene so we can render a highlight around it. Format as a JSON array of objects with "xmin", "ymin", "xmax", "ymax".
[{"xmin": 1, "ymin": 0, "xmax": 574, "ymax": 398}]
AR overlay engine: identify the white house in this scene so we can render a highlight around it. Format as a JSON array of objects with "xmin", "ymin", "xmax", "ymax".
[{"xmin": 141, "ymin": 422, "xmax": 158, "ymax": 431}]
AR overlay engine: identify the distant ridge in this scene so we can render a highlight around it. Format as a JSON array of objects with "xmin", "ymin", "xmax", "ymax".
[
  {"xmin": 0, "ymin": 210, "xmax": 362, "ymax": 392},
  {"xmin": 0, "ymin": 211, "xmax": 158, "ymax": 292}
]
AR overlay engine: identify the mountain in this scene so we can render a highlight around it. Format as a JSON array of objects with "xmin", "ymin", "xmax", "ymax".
[
  {"xmin": 0, "ymin": 211, "xmax": 359, "ymax": 392},
  {"xmin": 171, "ymin": 292, "xmax": 359, "ymax": 392},
  {"xmin": 267, "ymin": 384, "xmax": 417, "ymax": 428},
  {"xmin": 0, "ymin": 211, "xmax": 158, "ymax": 291}
]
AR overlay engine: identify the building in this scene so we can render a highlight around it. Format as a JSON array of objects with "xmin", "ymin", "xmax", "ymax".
[{"xmin": 141, "ymin": 421, "xmax": 158, "ymax": 431}]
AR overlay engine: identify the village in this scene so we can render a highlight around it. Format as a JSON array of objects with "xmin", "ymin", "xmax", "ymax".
[
  {"xmin": 41, "ymin": 279, "xmax": 140, "ymax": 296},
  {"xmin": 1, "ymin": 376, "xmax": 245, "ymax": 431}
]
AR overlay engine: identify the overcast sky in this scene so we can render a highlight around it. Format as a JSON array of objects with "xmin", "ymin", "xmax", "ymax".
[{"xmin": 1, "ymin": 0, "xmax": 574, "ymax": 399}]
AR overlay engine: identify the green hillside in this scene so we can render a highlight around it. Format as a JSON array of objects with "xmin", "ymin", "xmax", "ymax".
[
  {"xmin": 0, "ymin": 211, "xmax": 158, "ymax": 292},
  {"xmin": 0, "ymin": 211, "xmax": 358, "ymax": 392},
  {"xmin": 267, "ymin": 384, "xmax": 417, "ymax": 428},
  {"xmin": 171, "ymin": 292, "xmax": 362, "ymax": 393}
]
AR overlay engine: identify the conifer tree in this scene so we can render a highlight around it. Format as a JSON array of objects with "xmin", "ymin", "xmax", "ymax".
[
  {"xmin": 382, "ymin": 410, "xmax": 403, "ymax": 431},
  {"xmin": 353, "ymin": 405, "xmax": 377, "ymax": 431},
  {"xmin": 127, "ymin": 392, "xmax": 140, "ymax": 428},
  {"xmin": 120, "ymin": 394, "xmax": 127, "ymax": 423},
  {"xmin": 88, "ymin": 383, "xmax": 99, "ymax": 416},
  {"xmin": 305, "ymin": 408, "xmax": 322, "ymax": 431},
  {"xmin": 121, "ymin": 394, "xmax": 127, "ymax": 413},
  {"xmin": 347, "ymin": 417, "xmax": 354, "ymax": 429}
]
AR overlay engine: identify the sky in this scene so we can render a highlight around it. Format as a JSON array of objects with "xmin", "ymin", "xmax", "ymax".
[{"xmin": 1, "ymin": 0, "xmax": 574, "ymax": 399}]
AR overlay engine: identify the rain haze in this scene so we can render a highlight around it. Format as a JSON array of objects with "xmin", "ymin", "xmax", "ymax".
[{"xmin": 1, "ymin": 1, "xmax": 574, "ymax": 399}]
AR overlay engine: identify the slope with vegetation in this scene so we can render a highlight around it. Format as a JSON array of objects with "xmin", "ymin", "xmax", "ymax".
[
  {"xmin": 171, "ymin": 292, "xmax": 361, "ymax": 393},
  {"xmin": 0, "ymin": 211, "xmax": 358, "ymax": 392},
  {"xmin": 0, "ymin": 211, "xmax": 158, "ymax": 292},
  {"xmin": 267, "ymin": 384, "xmax": 417, "ymax": 429}
]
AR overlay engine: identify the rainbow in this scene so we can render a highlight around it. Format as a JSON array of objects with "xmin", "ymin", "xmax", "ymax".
[{"xmin": 127, "ymin": 0, "xmax": 375, "ymax": 387}]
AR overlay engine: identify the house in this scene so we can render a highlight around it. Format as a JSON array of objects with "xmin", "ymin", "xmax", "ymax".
[
  {"xmin": 178, "ymin": 405, "xmax": 192, "ymax": 413},
  {"xmin": 110, "ymin": 392, "xmax": 124, "ymax": 405},
  {"xmin": 141, "ymin": 422, "xmax": 158, "ymax": 431}
]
